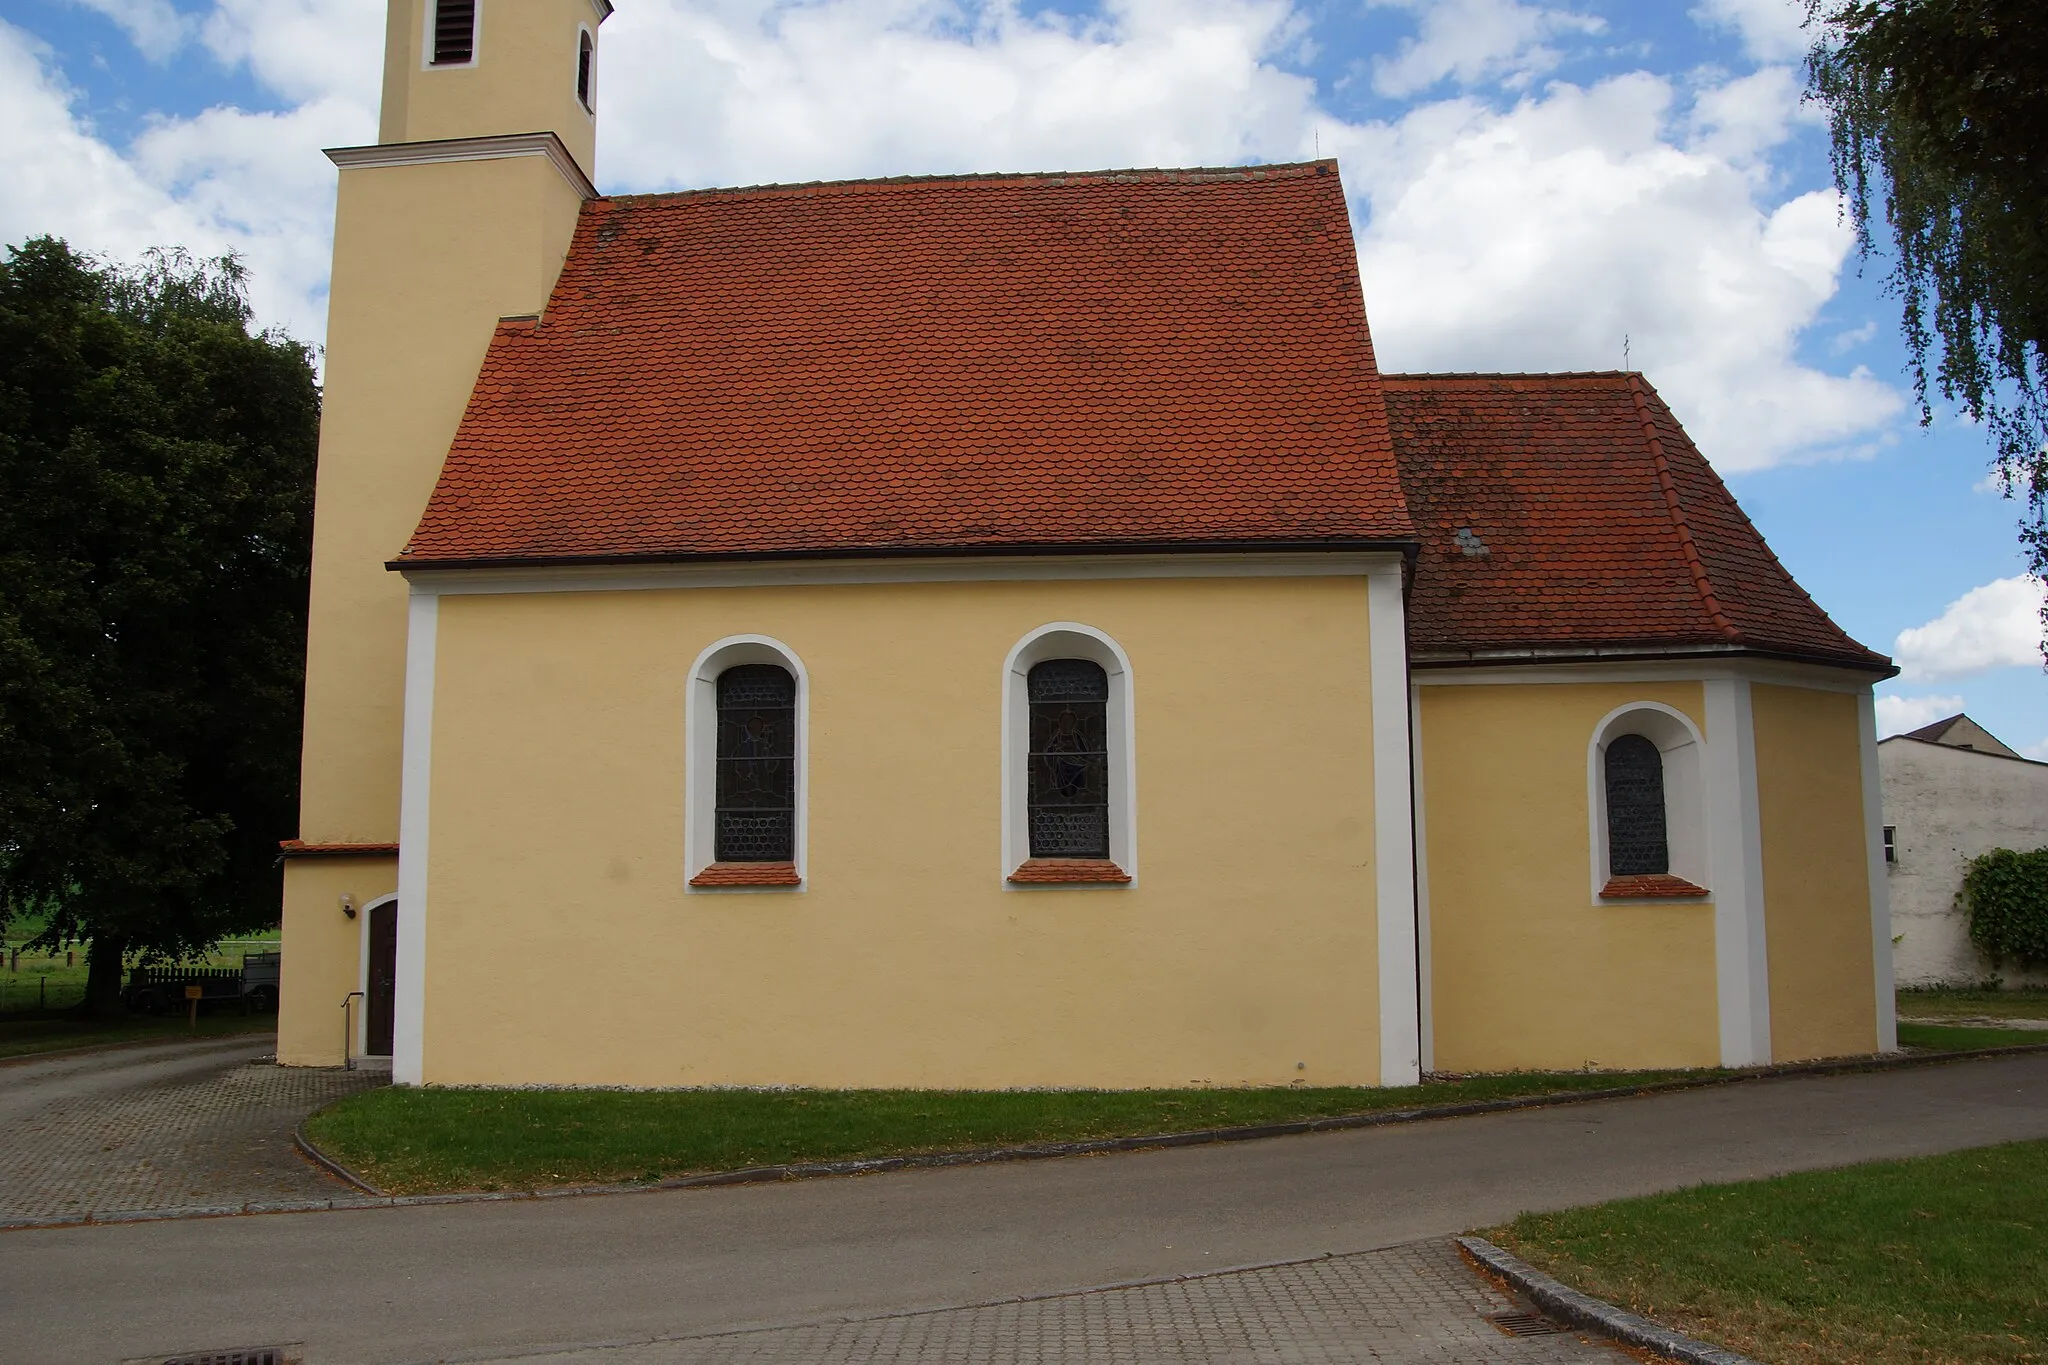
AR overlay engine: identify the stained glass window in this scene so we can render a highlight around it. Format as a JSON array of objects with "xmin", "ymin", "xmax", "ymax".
[
  {"xmin": 715, "ymin": 664, "xmax": 795, "ymax": 862},
  {"xmin": 1027, "ymin": 659, "xmax": 1110, "ymax": 859},
  {"xmin": 1605, "ymin": 734, "xmax": 1669, "ymax": 876}
]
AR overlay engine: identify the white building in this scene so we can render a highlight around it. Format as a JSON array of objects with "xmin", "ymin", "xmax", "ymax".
[{"xmin": 1881, "ymin": 715, "xmax": 2048, "ymax": 988}]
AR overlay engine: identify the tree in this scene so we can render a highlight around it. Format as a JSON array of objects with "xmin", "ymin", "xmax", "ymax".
[
  {"xmin": 1805, "ymin": 1, "xmax": 2048, "ymax": 608},
  {"xmin": 0, "ymin": 237, "xmax": 317, "ymax": 1014}
]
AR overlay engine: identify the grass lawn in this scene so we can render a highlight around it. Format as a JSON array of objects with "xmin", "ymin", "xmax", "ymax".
[
  {"xmin": 1896, "ymin": 986, "xmax": 2048, "ymax": 1021},
  {"xmin": 306, "ymin": 1069, "xmax": 1725, "ymax": 1195},
  {"xmin": 1489, "ymin": 1138, "xmax": 2048, "ymax": 1365},
  {"xmin": 1897, "ymin": 1021, "xmax": 2048, "ymax": 1051},
  {"xmin": 0, "ymin": 1011, "xmax": 275, "ymax": 1061}
]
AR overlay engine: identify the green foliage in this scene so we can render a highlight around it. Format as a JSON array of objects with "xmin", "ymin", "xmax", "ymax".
[
  {"xmin": 0, "ymin": 236, "xmax": 317, "ymax": 1009},
  {"xmin": 1960, "ymin": 846, "xmax": 2048, "ymax": 968},
  {"xmin": 1497, "ymin": 1139, "xmax": 2048, "ymax": 1365},
  {"xmin": 1805, "ymin": 2, "xmax": 2048, "ymax": 614}
]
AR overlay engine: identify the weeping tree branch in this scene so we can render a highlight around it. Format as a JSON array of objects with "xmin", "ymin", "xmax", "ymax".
[{"xmin": 1805, "ymin": 0, "xmax": 2048, "ymax": 643}]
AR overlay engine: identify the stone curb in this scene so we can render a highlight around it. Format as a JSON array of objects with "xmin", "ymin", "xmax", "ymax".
[
  {"xmin": 8, "ymin": 1040, "xmax": 2044, "ymax": 1233},
  {"xmin": 1457, "ymin": 1236, "xmax": 1759, "ymax": 1365},
  {"xmin": 291, "ymin": 1123, "xmax": 390, "ymax": 1196}
]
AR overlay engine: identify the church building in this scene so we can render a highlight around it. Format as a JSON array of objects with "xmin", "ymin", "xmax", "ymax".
[{"xmin": 276, "ymin": 0, "xmax": 1898, "ymax": 1087}]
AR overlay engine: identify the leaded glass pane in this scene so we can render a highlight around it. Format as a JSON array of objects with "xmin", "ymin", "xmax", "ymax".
[
  {"xmin": 1027, "ymin": 659, "xmax": 1109, "ymax": 859},
  {"xmin": 715, "ymin": 664, "xmax": 795, "ymax": 862},
  {"xmin": 1605, "ymin": 734, "xmax": 1668, "ymax": 877}
]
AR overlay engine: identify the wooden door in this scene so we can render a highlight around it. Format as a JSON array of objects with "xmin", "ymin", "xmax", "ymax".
[{"xmin": 366, "ymin": 899, "xmax": 397, "ymax": 1057}]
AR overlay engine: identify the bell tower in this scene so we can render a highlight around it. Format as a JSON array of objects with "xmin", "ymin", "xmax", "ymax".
[{"xmin": 277, "ymin": 0, "xmax": 613, "ymax": 1068}]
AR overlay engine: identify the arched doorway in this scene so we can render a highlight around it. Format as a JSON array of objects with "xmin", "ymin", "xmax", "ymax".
[{"xmin": 363, "ymin": 896, "xmax": 398, "ymax": 1058}]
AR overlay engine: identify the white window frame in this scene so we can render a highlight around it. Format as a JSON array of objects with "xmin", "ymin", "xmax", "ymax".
[
  {"xmin": 573, "ymin": 23, "xmax": 596, "ymax": 114},
  {"xmin": 422, "ymin": 0, "xmax": 481, "ymax": 71},
  {"xmin": 685, "ymin": 634, "xmax": 809, "ymax": 892},
  {"xmin": 1002, "ymin": 623, "xmax": 1137, "ymax": 886},
  {"xmin": 1587, "ymin": 702, "xmax": 1709, "ymax": 901}
]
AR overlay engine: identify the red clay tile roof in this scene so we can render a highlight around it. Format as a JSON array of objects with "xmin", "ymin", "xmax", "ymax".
[
  {"xmin": 1385, "ymin": 373, "xmax": 1891, "ymax": 672},
  {"xmin": 397, "ymin": 162, "xmax": 1413, "ymax": 566}
]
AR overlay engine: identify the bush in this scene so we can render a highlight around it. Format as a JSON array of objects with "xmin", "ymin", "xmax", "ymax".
[{"xmin": 1960, "ymin": 848, "xmax": 2048, "ymax": 968}]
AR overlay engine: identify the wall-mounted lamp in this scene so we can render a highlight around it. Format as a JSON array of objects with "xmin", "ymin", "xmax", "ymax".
[{"xmin": 340, "ymin": 893, "xmax": 357, "ymax": 920}]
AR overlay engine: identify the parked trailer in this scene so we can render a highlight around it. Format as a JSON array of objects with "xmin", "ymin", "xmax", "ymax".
[{"xmin": 125, "ymin": 951, "xmax": 280, "ymax": 1014}]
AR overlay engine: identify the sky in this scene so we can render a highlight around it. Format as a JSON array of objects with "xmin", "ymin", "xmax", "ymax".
[{"xmin": 3, "ymin": 0, "xmax": 2043, "ymax": 752}]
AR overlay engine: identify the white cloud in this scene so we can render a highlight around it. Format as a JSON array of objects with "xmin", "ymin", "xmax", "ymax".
[
  {"xmin": 0, "ymin": 10, "xmax": 375, "ymax": 347},
  {"xmin": 199, "ymin": 0, "xmax": 382, "ymax": 108},
  {"xmin": 1894, "ymin": 575, "xmax": 2048, "ymax": 682},
  {"xmin": 1691, "ymin": 0, "xmax": 1809, "ymax": 63},
  {"xmin": 1830, "ymin": 318, "xmax": 1877, "ymax": 354},
  {"xmin": 9, "ymin": 0, "xmax": 1903, "ymax": 471},
  {"xmin": 1339, "ymin": 71, "xmax": 1900, "ymax": 467},
  {"xmin": 1366, "ymin": 0, "xmax": 1604, "ymax": 98},
  {"xmin": 2024, "ymin": 737, "xmax": 2048, "ymax": 761},
  {"xmin": 70, "ymin": 0, "xmax": 193, "ymax": 62},
  {"xmin": 1875, "ymin": 693, "xmax": 1966, "ymax": 739},
  {"xmin": 599, "ymin": 0, "xmax": 1321, "ymax": 192}
]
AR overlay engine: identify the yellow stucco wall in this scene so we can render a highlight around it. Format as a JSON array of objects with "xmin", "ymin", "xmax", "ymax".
[
  {"xmin": 413, "ymin": 574, "xmax": 1385, "ymax": 1088},
  {"xmin": 277, "ymin": 857, "xmax": 396, "ymax": 1065},
  {"xmin": 379, "ymin": 0, "xmax": 603, "ymax": 175},
  {"xmin": 1753, "ymin": 683, "xmax": 1878, "ymax": 1060},
  {"xmin": 280, "ymin": 148, "xmax": 586, "ymax": 1055},
  {"xmin": 1420, "ymin": 681, "xmax": 1720, "ymax": 1072}
]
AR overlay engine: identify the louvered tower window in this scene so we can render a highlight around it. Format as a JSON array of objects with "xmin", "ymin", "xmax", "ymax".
[
  {"xmin": 433, "ymin": 0, "xmax": 476, "ymax": 65},
  {"xmin": 1604, "ymin": 734, "xmax": 1669, "ymax": 876},
  {"xmin": 1026, "ymin": 659, "xmax": 1110, "ymax": 858},
  {"xmin": 577, "ymin": 30, "xmax": 594, "ymax": 109},
  {"xmin": 714, "ymin": 665, "xmax": 797, "ymax": 862}
]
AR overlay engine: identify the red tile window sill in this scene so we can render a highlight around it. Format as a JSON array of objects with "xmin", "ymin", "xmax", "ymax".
[
  {"xmin": 1008, "ymin": 858, "xmax": 1132, "ymax": 885},
  {"xmin": 1600, "ymin": 874, "xmax": 1709, "ymax": 900},
  {"xmin": 691, "ymin": 862, "xmax": 801, "ymax": 888}
]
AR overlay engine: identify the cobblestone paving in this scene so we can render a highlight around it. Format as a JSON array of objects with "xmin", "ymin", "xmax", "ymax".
[
  {"xmin": 575, "ymin": 1241, "xmax": 1628, "ymax": 1364},
  {"xmin": 0, "ymin": 1041, "xmax": 385, "ymax": 1223}
]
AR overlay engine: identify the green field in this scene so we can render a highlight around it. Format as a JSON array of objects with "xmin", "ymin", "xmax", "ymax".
[
  {"xmin": 0, "ymin": 931, "xmax": 280, "ymax": 1017},
  {"xmin": 1, "ymin": 915, "xmax": 282, "ymax": 1057},
  {"xmin": 305, "ymin": 1069, "xmax": 1724, "ymax": 1195},
  {"xmin": 1898, "ymin": 1021, "xmax": 2048, "ymax": 1051},
  {"xmin": 1491, "ymin": 1139, "xmax": 2048, "ymax": 1365}
]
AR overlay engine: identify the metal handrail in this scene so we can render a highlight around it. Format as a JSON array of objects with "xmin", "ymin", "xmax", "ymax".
[{"xmin": 341, "ymin": 991, "xmax": 364, "ymax": 1071}]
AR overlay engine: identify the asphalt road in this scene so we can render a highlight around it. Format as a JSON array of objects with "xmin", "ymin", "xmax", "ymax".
[{"xmin": 5, "ymin": 1052, "xmax": 2045, "ymax": 1365}]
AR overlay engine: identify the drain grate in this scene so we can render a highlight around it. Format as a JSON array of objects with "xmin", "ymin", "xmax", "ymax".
[
  {"xmin": 148, "ymin": 1349, "xmax": 289, "ymax": 1365},
  {"xmin": 1485, "ymin": 1309, "xmax": 1572, "ymax": 1337}
]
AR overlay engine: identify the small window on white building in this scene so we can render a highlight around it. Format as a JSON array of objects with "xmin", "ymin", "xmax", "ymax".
[
  {"xmin": 576, "ymin": 29, "xmax": 594, "ymax": 111},
  {"xmin": 1883, "ymin": 825, "xmax": 1897, "ymax": 865}
]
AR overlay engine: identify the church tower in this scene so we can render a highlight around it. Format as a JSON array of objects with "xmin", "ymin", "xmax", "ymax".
[{"xmin": 278, "ymin": 0, "xmax": 612, "ymax": 1065}]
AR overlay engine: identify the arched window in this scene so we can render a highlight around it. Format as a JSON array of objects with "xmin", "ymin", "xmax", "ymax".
[
  {"xmin": 576, "ymin": 30, "xmax": 594, "ymax": 110},
  {"xmin": 432, "ymin": 0, "xmax": 476, "ymax": 65},
  {"xmin": 1588, "ymin": 704, "xmax": 1707, "ymax": 900},
  {"xmin": 1027, "ymin": 659, "xmax": 1110, "ymax": 859},
  {"xmin": 714, "ymin": 665, "xmax": 796, "ymax": 863},
  {"xmin": 1003, "ymin": 624, "xmax": 1134, "ymax": 885},
  {"xmin": 687, "ymin": 637, "xmax": 807, "ymax": 889},
  {"xmin": 1604, "ymin": 734, "xmax": 1668, "ymax": 876}
]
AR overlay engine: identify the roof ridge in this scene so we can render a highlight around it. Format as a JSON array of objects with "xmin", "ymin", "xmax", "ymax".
[
  {"xmin": 1627, "ymin": 373, "xmax": 1739, "ymax": 641},
  {"xmin": 603, "ymin": 160, "xmax": 1339, "ymax": 206},
  {"xmin": 1380, "ymin": 371, "xmax": 1634, "ymax": 383}
]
